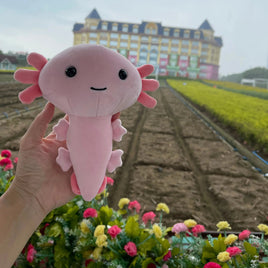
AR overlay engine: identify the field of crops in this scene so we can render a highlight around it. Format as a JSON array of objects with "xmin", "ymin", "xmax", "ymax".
[{"xmin": 167, "ymin": 79, "xmax": 268, "ymax": 152}]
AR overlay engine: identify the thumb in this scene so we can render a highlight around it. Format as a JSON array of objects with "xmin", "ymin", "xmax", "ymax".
[{"xmin": 23, "ymin": 102, "xmax": 55, "ymax": 144}]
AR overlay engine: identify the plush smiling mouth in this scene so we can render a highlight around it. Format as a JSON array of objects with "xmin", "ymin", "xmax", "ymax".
[{"xmin": 90, "ymin": 87, "xmax": 107, "ymax": 91}]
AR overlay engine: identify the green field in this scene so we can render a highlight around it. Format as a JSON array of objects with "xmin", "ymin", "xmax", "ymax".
[{"xmin": 167, "ymin": 79, "xmax": 268, "ymax": 152}]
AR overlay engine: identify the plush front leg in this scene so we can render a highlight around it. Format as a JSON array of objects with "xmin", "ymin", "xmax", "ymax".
[
  {"xmin": 112, "ymin": 119, "xmax": 127, "ymax": 142},
  {"xmin": 53, "ymin": 118, "xmax": 69, "ymax": 141},
  {"xmin": 56, "ymin": 147, "xmax": 72, "ymax": 172},
  {"xmin": 107, "ymin": 149, "xmax": 123, "ymax": 172}
]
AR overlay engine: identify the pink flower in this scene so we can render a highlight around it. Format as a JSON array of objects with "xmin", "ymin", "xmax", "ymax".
[
  {"xmin": 172, "ymin": 223, "xmax": 188, "ymax": 234},
  {"xmin": 142, "ymin": 212, "xmax": 156, "ymax": 225},
  {"xmin": 226, "ymin": 246, "xmax": 242, "ymax": 257},
  {"xmin": 108, "ymin": 225, "xmax": 122, "ymax": 239},
  {"xmin": 27, "ymin": 244, "xmax": 37, "ymax": 263},
  {"xmin": 1, "ymin": 150, "xmax": 11, "ymax": 158},
  {"xmin": 128, "ymin": 200, "xmax": 141, "ymax": 213},
  {"xmin": 163, "ymin": 250, "xmax": 172, "ymax": 261},
  {"xmin": 83, "ymin": 208, "xmax": 98, "ymax": 218},
  {"xmin": 204, "ymin": 262, "xmax": 221, "ymax": 268},
  {"xmin": 0, "ymin": 158, "xmax": 12, "ymax": 167},
  {"xmin": 239, "ymin": 229, "xmax": 251, "ymax": 240},
  {"xmin": 4, "ymin": 163, "xmax": 14, "ymax": 171},
  {"xmin": 192, "ymin": 224, "xmax": 206, "ymax": 236},
  {"xmin": 162, "ymin": 265, "xmax": 169, "ymax": 268},
  {"xmin": 14, "ymin": 157, "xmax": 18, "ymax": 164},
  {"xmin": 106, "ymin": 177, "xmax": 114, "ymax": 186},
  {"xmin": 124, "ymin": 241, "xmax": 137, "ymax": 257}
]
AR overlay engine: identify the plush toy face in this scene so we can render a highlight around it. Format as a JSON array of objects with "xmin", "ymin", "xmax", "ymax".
[{"xmin": 39, "ymin": 44, "xmax": 142, "ymax": 117}]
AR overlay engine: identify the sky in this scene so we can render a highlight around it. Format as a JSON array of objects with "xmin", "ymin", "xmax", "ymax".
[{"xmin": 1, "ymin": 0, "xmax": 267, "ymax": 76}]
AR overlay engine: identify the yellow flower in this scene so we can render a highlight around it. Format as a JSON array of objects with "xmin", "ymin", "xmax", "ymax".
[
  {"xmin": 184, "ymin": 219, "xmax": 197, "ymax": 228},
  {"xmin": 152, "ymin": 224, "xmax": 162, "ymax": 238},
  {"xmin": 156, "ymin": 203, "xmax": 170, "ymax": 214},
  {"xmin": 94, "ymin": 225, "xmax": 105, "ymax": 237},
  {"xmin": 80, "ymin": 220, "xmax": 90, "ymax": 234},
  {"xmin": 95, "ymin": 234, "xmax": 108, "ymax": 247},
  {"xmin": 217, "ymin": 251, "xmax": 231, "ymax": 262},
  {"xmin": 257, "ymin": 224, "xmax": 268, "ymax": 235},
  {"xmin": 92, "ymin": 247, "xmax": 102, "ymax": 260},
  {"xmin": 216, "ymin": 221, "xmax": 231, "ymax": 231},
  {"xmin": 118, "ymin": 198, "xmax": 130, "ymax": 209},
  {"xmin": 224, "ymin": 234, "xmax": 238, "ymax": 245}
]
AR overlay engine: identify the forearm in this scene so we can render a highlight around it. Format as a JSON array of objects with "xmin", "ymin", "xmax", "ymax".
[{"xmin": 0, "ymin": 183, "xmax": 46, "ymax": 268}]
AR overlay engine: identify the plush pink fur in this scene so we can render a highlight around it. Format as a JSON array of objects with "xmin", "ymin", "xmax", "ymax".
[{"xmin": 14, "ymin": 44, "xmax": 159, "ymax": 201}]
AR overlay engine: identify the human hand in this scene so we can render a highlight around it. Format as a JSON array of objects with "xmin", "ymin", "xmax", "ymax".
[{"xmin": 12, "ymin": 102, "xmax": 75, "ymax": 216}]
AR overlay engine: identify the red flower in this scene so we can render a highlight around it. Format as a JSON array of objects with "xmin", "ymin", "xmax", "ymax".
[
  {"xmin": 106, "ymin": 177, "xmax": 114, "ymax": 186},
  {"xmin": 128, "ymin": 200, "xmax": 141, "ymax": 213},
  {"xmin": 108, "ymin": 225, "xmax": 122, "ymax": 239},
  {"xmin": 40, "ymin": 223, "xmax": 50, "ymax": 235},
  {"xmin": 142, "ymin": 212, "xmax": 156, "ymax": 225},
  {"xmin": 85, "ymin": 259, "xmax": 94, "ymax": 266},
  {"xmin": 27, "ymin": 244, "xmax": 37, "ymax": 263},
  {"xmin": 204, "ymin": 262, "xmax": 221, "ymax": 268},
  {"xmin": 4, "ymin": 163, "xmax": 14, "ymax": 171},
  {"xmin": 163, "ymin": 250, "xmax": 172, "ymax": 261},
  {"xmin": 226, "ymin": 246, "xmax": 242, "ymax": 257},
  {"xmin": 147, "ymin": 264, "xmax": 156, "ymax": 268},
  {"xmin": 83, "ymin": 208, "xmax": 98, "ymax": 218},
  {"xmin": 14, "ymin": 157, "xmax": 18, "ymax": 164},
  {"xmin": 191, "ymin": 224, "xmax": 206, "ymax": 236},
  {"xmin": 0, "ymin": 158, "xmax": 12, "ymax": 167},
  {"xmin": 1, "ymin": 150, "xmax": 11, "ymax": 158},
  {"xmin": 124, "ymin": 241, "xmax": 137, "ymax": 257},
  {"xmin": 239, "ymin": 229, "xmax": 251, "ymax": 240}
]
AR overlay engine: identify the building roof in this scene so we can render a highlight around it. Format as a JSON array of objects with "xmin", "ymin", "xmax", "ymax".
[
  {"xmin": 0, "ymin": 54, "xmax": 18, "ymax": 64},
  {"xmin": 73, "ymin": 23, "xmax": 84, "ymax": 32},
  {"xmin": 214, "ymin": 36, "xmax": 223, "ymax": 46},
  {"xmin": 86, "ymin": 8, "xmax": 101, "ymax": 19},
  {"xmin": 198, "ymin": 19, "xmax": 214, "ymax": 31}
]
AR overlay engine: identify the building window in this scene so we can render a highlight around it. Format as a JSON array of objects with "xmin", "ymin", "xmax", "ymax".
[
  {"xmin": 89, "ymin": 33, "xmax": 97, "ymax": 38},
  {"xmin": 194, "ymin": 31, "xmax": 200, "ymax": 39},
  {"xmin": 201, "ymin": 50, "xmax": 207, "ymax": 55},
  {"xmin": 110, "ymin": 40, "xmax": 118, "ymax": 46},
  {"xmin": 164, "ymin": 28, "xmax": 170, "ymax": 36},
  {"xmin": 102, "ymin": 23, "xmax": 108, "ymax": 31},
  {"xmin": 183, "ymin": 31, "xmax": 190, "ymax": 38},
  {"xmin": 112, "ymin": 24, "xmax": 118, "ymax": 31},
  {"xmin": 122, "ymin": 25, "xmax": 128, "ymax": 32},
  {"xmin": 180, "ymin": 55, "xmax": 188, "ymax": 60},
  {"xmin": 174, "ymin": 30, "xmax": 180, "ymax": 37},
  {"xmin": 129, "ymin": 50, "xmax": 138, "ymax": 56},
  {"xmin": 192, "ymin": 41, "xmax": 199, "ymax": 47},
  {"xmin": 121, "ymin": 34, "xmax": 129, "ymax": 40},
  {"xmin": 171, "ymin": 47, "xmax": 178, "ymax": 52},
  {"xmin": 171, "ymin": 39, "xmax": 179, "ymax": 45},
  {"xmin": 152, "ymin": 37, "xmax": 159, "ymax": 43},
  {"xmin": 131, "ymin": 35, "xmax": 138, "ymax": 40},
  {"xmin": 181, "ymin": 48, "xmax": 188, "ymax": 53},
  {"xmin": 162, "ymin": 38, "xmax": 169, "ymax": 44},
  {"xmin": 160, "ymin": 53, "xmax": 168, "ymax": 58},
  {"xmin": 100, "ymin": 40, "xmax": 107, "ymax": 45},
  {"xmin": 202, "ymin": 43, "xmax": 208, "ymax": 49},
  {"xmin": 130, "ymin": 43, "xmax": 138, "ymax": 48},
  {"xmin": 90, "ymin": 25, "xmax": 97, "ymax": 30},
  {"xmin": 120, "ymin": 42, "xmax": 128, "ymax": 47},
  {"xmin": 161, "ymin": 46, "xmax": 168, "ymax": 51},
  {"xmin": 151, "ymin": 45, "xmax": 158, "ymax": 51},
  {"xmin": 133, "ymin": 25, "xmax": 138, "ymax": 33},
  {"xmin": 191, "ymin": 49, "xmax": 198, "ymax": 54},
  {"xmin": 182, "ymin": 40, "xmax": 189, "ymax": 46},
  {"xmin": 141, "ymin": 36, "xmax": 149, "ymax": 42},
  {"xmin": 89, "ymin": 39, "xmax": 97, "ymax": 44}
]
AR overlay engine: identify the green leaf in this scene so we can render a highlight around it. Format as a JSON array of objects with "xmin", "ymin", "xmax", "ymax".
[
  {"xmin": 213, "ymin": 234, "xmax": 226, "ymax": 253},
  {"xmin": 244, "ymin": 241, "xmax": 258, "ymax": 257},
  {"xmin": 48, "ymin": 223, "xmax": 63, "ymax": 238},
  {"xmin": 125, "ymin": 216, "xmax": 140, "ymax": 238},
  {"xmin": 98, "ymin": 205, "xmax": 113, "ymax": 225},
  {"xmin": 142, "ymin": 258, "xmax": 154, "ymax": 268}
]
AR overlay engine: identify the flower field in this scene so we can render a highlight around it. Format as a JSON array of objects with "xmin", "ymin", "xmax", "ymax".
[
  {"xmin": 1, "ymin": 153, "xmax": 268, "ymax": 268},
  {"xmin": 167, "ymin": 79, "xmax": 268, "ymax": 153}
]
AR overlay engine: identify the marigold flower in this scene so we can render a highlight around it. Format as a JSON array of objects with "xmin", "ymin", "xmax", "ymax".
[
  {"xmin": 217, "ymin": 251, "xmax": 231, "ymax": 262},
  {"xmin": 118, "ymin": 198, "xmax": 130, "ymax": 209},
  {"xmin": 106, "ymin": 177, "xmax": 114, "ymax": 185},
  {"xmin": 204, "ymin": 262, "xmax": 221, "ymax": 268},
  {"xmin": 156, "ymin": 203, "xmax": 170, "ymax": 214},
  {"xmin": 257, "ymin": 224, "xmax": 268, "ymax": 235},
  {"xmin": 83, "ymin": 208, "xmax": 98, "ymax": 218},
  {"xmin": 96, "ymin": 234, "xmax": 108, "ymax": 247},
  {"xmin": 216, "ymin": 221, "xmax": 231, "ymax": 231},
  {"xmin": 124, "ymin": 241, "xmax": 137, "ymax": 257},
  {"xmin": 108, "ymin": 225, "xmax": 121, "ymax": 239},
  {"xmin": 239, "ymin": 229, "xmax": 251, "ymax": 240},
  {"xmin": 184, "ymin": 219, "xmax": 197, "ymax": 228},
  {"xmin": 27, "ymin": 244, "xmax": 37, "ymax": 263},
  {"xmin": 163, "ymin": 250, "xmax": 172, "ymax": 261},
  {"xmin": 226, "ymin": 246, "xmax": 242, "ymax": 257},
  {"xmin": 0, "ymin": 157, "xmax": 12, "ymax": 167},
  {"xmin": 191, "ymin": 224, "xmax": 206, "ymax": 236},
  {"xmin": 1, "ymin": 150, "xmax": 11, "ymax": 158},
  {"xmin": 80, "ymin": 220, "xmax": 90, "ymax": 234},
  {"xmin": 128, "ymin": 200, "xmax": 141, "ymax": 213},
  {"xmin": 172, "ymin": 222, "xmax": 188, "ymax": 234},
  {"xmin": 94, "ymin": 225, "xmax": 105, "ymax": 237},
  {"xmin": 152, "ymin": 224, "xmax": 162, "ymax": 238},
  {"xmin": 142, "ymin": 211, "xmax": 156, "ymax": 225},
  {"xmin": 224, "ymin": 234, "xmax": 238, "ymax": 245},
  {"xmin": 92, "ymin": 247, "xmax": 102, "ymax": 260}
]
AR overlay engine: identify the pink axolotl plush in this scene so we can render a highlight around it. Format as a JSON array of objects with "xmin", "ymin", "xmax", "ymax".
[{"xmin": 14, "ymin": 44, "xmax": 159, "ymax": 201}]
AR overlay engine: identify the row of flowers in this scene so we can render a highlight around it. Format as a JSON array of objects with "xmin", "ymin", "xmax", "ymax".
[{"xmin": 0, "ymin": 149, "xmax": 268, "ymax": 267}]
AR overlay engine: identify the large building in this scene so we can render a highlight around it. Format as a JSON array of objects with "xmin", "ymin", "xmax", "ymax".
[{"xmin": 73, "ymin": 9, "xmax": 223, "ymax": 80}]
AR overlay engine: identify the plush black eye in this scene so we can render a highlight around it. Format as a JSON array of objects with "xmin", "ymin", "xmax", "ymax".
[
  {"xmin": 65, "ymin": 66, "xmax": 77, "ymax": 78},
  {"xmin": 118, "ymin": 69, "xmax": 128, "ymax": 80}
]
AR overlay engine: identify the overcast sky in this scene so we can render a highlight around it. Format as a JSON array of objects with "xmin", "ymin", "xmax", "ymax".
[{"xmin": 1, "ymin": 0, "xmax": 267, "ymax": 76}]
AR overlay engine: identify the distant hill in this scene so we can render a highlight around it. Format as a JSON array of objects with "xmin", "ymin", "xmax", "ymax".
[{"xmin": 221, "ymin": 67, "xmax": 268, "ymax": 83}]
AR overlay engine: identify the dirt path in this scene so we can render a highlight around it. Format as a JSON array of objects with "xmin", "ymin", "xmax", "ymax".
[{"xmin": 109, "ymin": 86, "xmax": 268, "ymax": 231}]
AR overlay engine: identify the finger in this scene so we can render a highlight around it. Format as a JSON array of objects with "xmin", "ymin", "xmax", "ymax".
[{"xmin": 24, "ymin": 102, "xmax": 55, "ymax": 144}]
